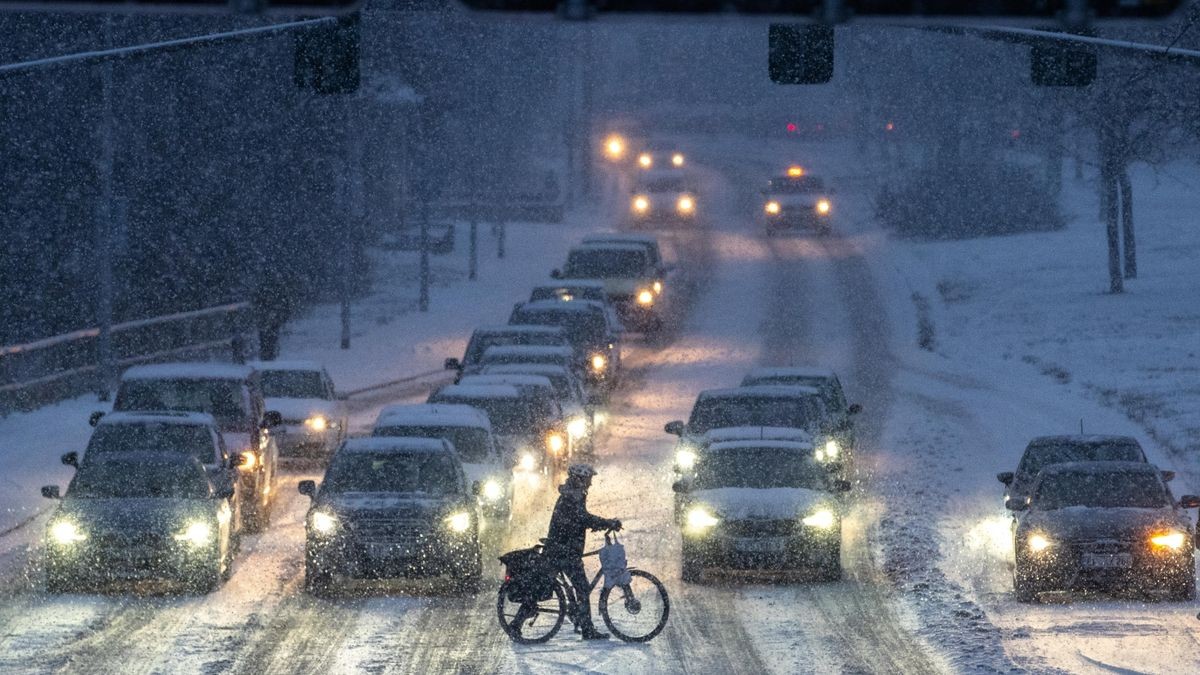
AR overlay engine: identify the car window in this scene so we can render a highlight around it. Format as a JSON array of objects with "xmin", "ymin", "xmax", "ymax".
[
  {"xmin": 563, "ymin": 249, "xmax": 648, "ymax": 278},
  {"xmin": 260, "ymin": 370, "xmax": 328, "ymax": 399},
  {"xmin": 511, "ymin": 309, "xmax": 607, "ymax": 347},
  {"xmin": 115, "ymin": 379, "xmax": 252, "ymax": 431},
  {"xmin": 693, "ymin": 450, "xmax": 827, "ymax": 491},
  {"xmin": 768, "ymin": 177, "xmax": 825, "ymax": 193},
  {"xmin": 86, "ymin": 424, "xmax": 215, "ymax": 464},
  {"xmin": 323, "ymin": 452, "xmax": 461, "ymax": 495},
  {"xmin": 372, "ymin": 425, "xmax": 490, "ymax": 463},
  {"xmin": 465, "ymin": 332, "xmax": 567, "ymax": 364},
  {"xmin": 1019, "ymin": 441, "xmax": 1144, "ymax": 475},
  {"xmin": 1034, "ymin": 471, "xmax": 1168, "ymax": 510},
  {"xmin": 688, "ymin": 396, "xmax": 819, "ymax": 435},
  {"xmin": 427, "ymin": 395, "xmax": 542, "ymax": 435},
  {"xmin": 70, "ymin": 460, "xmax": 212, "ymax": 499}
]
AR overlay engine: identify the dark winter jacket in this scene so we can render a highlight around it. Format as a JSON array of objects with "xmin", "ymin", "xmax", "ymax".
[{"xmin": 544, "ymin": 485, "xmax": 611, "ymax": 558}]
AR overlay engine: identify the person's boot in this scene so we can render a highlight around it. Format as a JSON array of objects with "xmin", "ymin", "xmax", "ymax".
[{"xmin": 580, "ymin": 624, "xmax": 609, "ymax": 640}]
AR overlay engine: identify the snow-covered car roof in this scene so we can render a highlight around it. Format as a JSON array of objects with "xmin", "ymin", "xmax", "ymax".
[
  {"xmin": 702, "ymin": 426, "xmax": 814, "ymax": 445},
  {"xmin": 698, "ymin": 385, "xmax": 822, "ymax": 400},
  {"xmin": 569, "ymin": 243, "xmax": 648, "ymax": 255},
  {"xmin": 1037, "ymin": 460, "xmax": 1159, "ymax": 476},
  {"xmin": 247, "ymin": 360, "xmax": 325, "ymax": 373},
  {"xmin": 707, "ymin": 440, "xmax": 817, "ymax": 454},
  {"xmin": 533, "ymin": 279, "xmax": 606, "ymax": 290},
  {"xmin": 374, "ymin": 404, "xmax": 492, "ymax": 431},
  {"xmin": 742, "ymin": 366, "xmax": 838, "ymax": 381},
  {"xmin": 1026, "ymin": 435, "xmax": 1141, "ymax": 446},
  {"xmin": 121, "ymin": 363, "xmax": 255, "ymax": 381},
  {"xmin": 459, "ymin": 374, "xmax": 555, "ymax": 389},
  {"xmin": 430, "ymin": 384, "xmax": 523, "ymax": 400},
  {"xmin": 341, "ymin": 437, "xmax": 454, "ymax": 455},
  {"xmin": 482, "ymin": 363, "xmax": 571, "ymax": 377},
  {"xmin": 515, "ymin": 299, "xmax": 608, "ymax": 314},
  {"xmin": 481, "ymin": 345, "xmax": 576, "ymax": 360},
  {"xmin": 472, "ymin": 324, "xmax": 566, "ymax": 337},
  {"xmin": 97, "ymin": 411, "xmax": 218, "ymax": 428},
  {"xmin": 582, "ymin": 233, "xmax": 659, "ymax": 246}
]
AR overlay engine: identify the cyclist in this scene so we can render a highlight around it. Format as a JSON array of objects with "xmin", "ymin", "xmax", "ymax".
[{"xmin": 513, "ymin": 463, "xmax": 621, "ymax": 640}]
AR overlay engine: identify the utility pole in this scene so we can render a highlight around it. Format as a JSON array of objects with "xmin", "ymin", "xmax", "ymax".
[
  {"xmin": 94, "ymin": 17, "xmax": 116, "ymax": 401},
  {"xmin": 340, "ymin": 95, "xmax": 363, "ymax": 349},
  {"xmin": 417, "ymin": 110, "xmax": 430, "ymax": 312},
  {"xmin": 468, "ymin": 200, "xmax": 478, "ymax": 280}
]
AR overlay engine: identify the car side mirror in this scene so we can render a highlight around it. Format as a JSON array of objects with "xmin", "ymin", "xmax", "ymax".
[
  {"xmin": 471, "ymin": 480, "xmax": 481, "ymax": 496},
  {"xmin": 671, "ymin": 480, "xmax": 689, "ymax": 494},
  {"xmin": 1006, "ymin": 499, "xmax": 1028, "ymax": 511},
  {"xmin": 1179, "ymin": 495, "xmax": 1200, "ymax": 509},
  {"xmin": 215, "ymin": 485, "xmax": 235, "ymax": 500},
  {"xmin": 996, "ymin": 472, "xmax": 1014, "ymax": 486},
  {"xmin": 61, "ymin": 452, "xmax": 79, "ymax": 468},
  {"xmin": 664, "ymin": 420, "xmax": 684, "ymax": 436},
  {"xmin": 262, "ymin": 411, "xmax": 284, "ymax": 428},
  {"xmin": 834, "ymin": 479, "xmax": 852, "ymax": 493},
  {"xmin": 444, "ymin": 357, "xmax": 461, "ymax": 371},
  {"xmin": 298, "ymin": 480, "xmax": 317, "ymax": 498},
  {"xmin": 847, "ymin": 403, "xmax": 862, "ymax": 416},
  {"xmin": 41, "ymin": 485, "xmax": 61, "ymax": 500},
  {"xmin": 88, "ymin": 411, "xmax": 105, "ymax": 427},
  {"xmin": 550, "ymin": 269, "xmax": 562, "ymax": 279},
  {"xmin": 1162, "ymin": 470, "xmax": 1176, "ymax": 482}
]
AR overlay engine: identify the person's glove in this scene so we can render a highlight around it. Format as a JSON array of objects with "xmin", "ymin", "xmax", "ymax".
[{"xmin": 608, "ymin": 519, "xmax": 623, "ymax": 531}]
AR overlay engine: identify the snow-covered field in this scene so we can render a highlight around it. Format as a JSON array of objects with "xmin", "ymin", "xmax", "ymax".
[{"xmin": 1, "ymin": 132, "xmax": 1198, "ymax": 673}]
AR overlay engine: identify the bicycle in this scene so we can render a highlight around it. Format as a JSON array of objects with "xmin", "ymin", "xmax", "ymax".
[{"xmin": 496, "ymin": 532, "xmax": 670, "ymax": 644}]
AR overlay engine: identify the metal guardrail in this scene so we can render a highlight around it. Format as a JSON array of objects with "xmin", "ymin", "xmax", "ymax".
[{"xmin": 0, "ymin": 301, "xmax": 255, "ymax": 414}]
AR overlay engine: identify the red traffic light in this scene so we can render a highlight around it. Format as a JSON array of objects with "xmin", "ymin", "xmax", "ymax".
[{"xmin": 786, "ymin": 122, "xmax": 798, "ymax": 133}]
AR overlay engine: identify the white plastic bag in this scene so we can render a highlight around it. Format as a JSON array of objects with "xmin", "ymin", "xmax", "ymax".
[{"xmin": 599, "ymin": 537, "xmax": 632, "ymax": 588}]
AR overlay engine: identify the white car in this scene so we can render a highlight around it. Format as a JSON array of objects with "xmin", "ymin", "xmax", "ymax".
[
  {"xmin": 251, "ymin": 360, "xmax": 348, "ymax": 462},
  {"xmin": 673, "ymin": 425, "xmax": 817, "ymax": 475},
  {"xmin": 372, "ymin": 404, "xmax": 513, "ymax": 517},
  {"xmin": 479, "ymin": 363, "xmax": 594, "ymax": 450},
  {"xmin": 427, "ymin": 384, "xmax": 569, "ymax": 474}
]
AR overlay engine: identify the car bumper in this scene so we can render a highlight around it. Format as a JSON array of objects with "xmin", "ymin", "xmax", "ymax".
[
  {"xmin": 46, "ymin": 542, "xmax": 218, "ymax": 582},
  {"xmin": 765, "ymin": 212, "xmax": 827, "ymax": 230},
  {"xmin": 1018, "ymin": 547, "xmax": 1193, "ymax": 592},
  {"xmin": 307, "ymin": 533, "xmax": 479, "ymax": 579},
  {"xmin": 682, "ymin": 528, "xmax": 839, "ymax": 570}
]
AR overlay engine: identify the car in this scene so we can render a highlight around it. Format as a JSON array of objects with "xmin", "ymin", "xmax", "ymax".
[
  {"xmin": 634, "ymin": 141, "xmax": 686, "ymax": 171},
  {"xmin": 251, "ymin": 360, "xmax": 348, "ymax": 462},
  {"xmin": 580, "ymin": 233, "xmax": 668, "ymax": 279},
  {"xmin": 427, "ymin": 383, "xmax": 569, "ymax": 473},
  {"xmin": 528, "ymin": 280, "xmax": 625, "ymax": 330},
  {"xmin": 998, "ymin": 435, "xmax": 1150, "ymax": 511},
  {"xmin": 673, "ymin": 440, "xmax": 850, "ymax": 583},
  {"xmin": 553, "ymin": 243, "xmax": 665, "ymax": 332},
  {"xmin": 629, "ymin": 171, "xmax": 697, "ymax": 222},
  {"xmin": 740, "ymin": 367, "xmax": 862, "ymax": 450},
  {"xmin": 761, "ymin": 174, "xmax": 833, "ymax": 235},
  {"xmin": 372, "ymin": 404, "xmax": 513, "ymax": 517},
  {"xmin": 673, "ymin": 425, "xmax": 816, "ymax": 475},
  {"xmin": 444, "ymin": 325, "xmax": 571, "ymax": 378},
  {"xmin": 508, "ymin": 299, "xmax": 623, "ymax": 390},
  {"xmin": 1009, "ymin": 461, "xmax": 1199, "ymax": 602},
  {"xmin": 298, "ymin": 437, "xmax": 483, "ymax": 595},
  {"xmin": 100, "ymin": 363, "xmax": 283, "ymax": 531},
  {"xmin": 479, "ymin": 363, "xmax": 594, "ymax": 450},
  {"xmin": 460, "ymin": 372, "xmax": 590, "ymax": 456},
  {"xmin": 665, "ymin": 385, "xmax": 841, "ymax": 469},
  {"xmin": 64, "ymin": 411, "xmax": 245, "ymax": 541},
  {"xmin": 477, "ymin": 344, "xmax": 581, "ymax": 376},
  {"xmin": 41, "ymin": 452, "xmax": 238, "ymax": 593}
]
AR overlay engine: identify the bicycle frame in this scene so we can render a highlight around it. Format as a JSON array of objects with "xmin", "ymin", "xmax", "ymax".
[{"xmin": 559, "ymin": 546, "xmax": 637, "ymax": 622}]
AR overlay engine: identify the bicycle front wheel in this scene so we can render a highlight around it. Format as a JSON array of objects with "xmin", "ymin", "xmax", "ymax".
[
  {"xmin": 497, "ymin": 580, "xmax": 566, "ymax": 644},
  {"xmin": 599, "ymin": 569, "xmax": 670, "ymax": 643}
]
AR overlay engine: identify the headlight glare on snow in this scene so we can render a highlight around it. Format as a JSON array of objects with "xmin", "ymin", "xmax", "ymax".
[
  {"xmin": 304, "ymin": 415, "xmax": 329, "ymax": 432},
  {"xmin": 765, "ymin": 201, "xmax": 781, "ymax": 215},
  {"xmin": 49, "ymin": 520, "xmax": 86, "ymax": 545},
  {"xmin": 802, "ymin": 509, "xmax": 836, "ymax": 529},
  {"xmin": 482, "ymin": 479, "xmax": 504, "ymax": 501},
  {"xmin": 1027, "ymin": 533, "xmax": 1052, "ymax": 553},
  {"xmin": 1150, "ymin": 530, "xmax": 1186, "ymax": 550},
  {"xmin": 675, "ymin": 448, "xmax": 697, "ymax": 471},
  {"xmin": 446, "ymin": 511, "xmax": 472, "ymax": 533},
  {"xmin": 174, "ymin": 521, "xmax": 213, "ymax": 547},
  {"xmin": 310, "ymin": 510, "xmax": 338, "ymax": 535},
  {"xmin": 685, "ymin": 506, "xmax": 719, "ymax": 533},
  {"xmin": 567, "ymin": 416, "xmax": 588, "ymax": 439}
]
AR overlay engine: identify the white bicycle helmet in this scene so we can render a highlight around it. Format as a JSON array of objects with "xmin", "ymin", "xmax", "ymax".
[{"xmin": 568, "ymin": 463, "xmax": 597, "ymax": 479}]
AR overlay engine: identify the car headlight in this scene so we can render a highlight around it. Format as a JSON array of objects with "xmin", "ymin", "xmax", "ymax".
[
  {"xmin": 310, "ymin": 510, "xmax": 338, "ymax": 535},
  {"xmin": 633, "ymin": 195, "xmax": 650, "ymax": 212},
  {"xmin": 1150, "ymin": 530, "xmax": 1187, "ymax": 550},
  {"xmin": 49, "ymin": 520, "xmax": 86, "ymax": 545},
  {"xmin": 591, "ymin": 354, "xmax": 607, "ymax": 372},
  {"xmin": 304, "ymin": 415, "xmax": 330, "ymax": 432},
  {"xmin": 685, "ymin": 506, "xmax": 720, "ymax": 533},
  {"xmin": 1027, "ymin": 533, "xmax": 1052, "ymax": 553},
  {"xmin": 765, "ymin": 201, "xmax": 781, "ymax": 215},
  {"xmin": 677, "ymin": 195, "xmax": 695, "ymax": 213},
  {"xmin": 604, "ymin": 135, "xmax": 625, "ymax": 161},
  {"xmin": 816, "ymin": 199, "xmax": 831, "ymax": 215},
  {"xmin": 518, "ymin": 452, "xmax": 537, "ymax": 472},
  {"xmin": 801, "ymin": 509, "xmax": 836, "ymax": 529},
  {"xmin": 482, "ymin": 479, "xmax": 504, "ymax": 501},
  {"xmin": 675, "ymin": 448, "xmax": 697, "ymax": 471},
  {"xmin": 672, "ymin": 153, "xmax": 684, "ymax": 167},
  {"xmin": 173, "ymin": 521, "xmax": 213, "ymax": 547},
  {"xmin": 652, "ymin": 280, "xmax": 663, "ymax": 294},
  {"xmin": 567, "ymin": 416, "xmax": 588, "ymax": 439},
  {"xmin": 637, "ymin": 289, "xmax": 655, "ymax": 306},
  {"xmin": 815, "ymin": 439, "xmax": 840, "ymax": 462},
  {"xmin": 446, "ymin": 511, "xmax": 472, "ymax": 533},
  {"xmin": 638, "ymin": 153, "xmax": 652, "ymax": 168},
  {"xmin": 546, "ymin": 432, "xmax": 566, "ymax": 454},
  {"xmin": 239, "ymin": 450, "xmax": 258, "ymax": 471}
]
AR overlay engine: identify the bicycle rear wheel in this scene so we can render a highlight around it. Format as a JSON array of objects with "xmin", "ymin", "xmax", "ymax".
[
  {"xmin": 599, "ymin": 569, "xmax": 670, "ymax": 643},
  {"xmin": 496, "ymin": 580, "xmax": 566, "ymax": 644}
]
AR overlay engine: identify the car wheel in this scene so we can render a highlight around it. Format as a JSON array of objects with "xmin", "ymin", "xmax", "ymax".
[
  {"xmin": 305, "ymin": 560, "xmax": 334, "ymax": 596},
  {"xmin": 681, "ymin": 544, "xmax": 704, "ymax": 583},
  {"xmin": 1170, "ymin": 574, "xmax": 1196, "ymax": 602},
  {"xmin": 1012, "ymin": 566, "xmax": 1039, "ymax": 603},
  {"xmin": 816, "ymin": 540, "xmax": 843, "ymax": 582}
]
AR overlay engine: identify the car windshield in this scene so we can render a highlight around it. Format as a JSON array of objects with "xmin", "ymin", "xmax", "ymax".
[
  {"xmin": 511, "ymin": 309, "xmax": 606, "ymax": 347},
  {"xmin": 767, "ymin": 177, "xmax": 824, "ymax": 193},
  {"xmin": 640, "ymin": 176, "xmax": 687, "ymax": 192},
  {"xmin": 563, "ymin": 249, "xmax": 647, "ymax": 278},
  {"xmin": 693, "ymin": 450, "xmax": 827, "ymax": 490},
  {"xmin": 743, "ymin": 376, "xmax": 841, "ymax": 412},
  {"xmin": 427, "ymin": 396, "xmax": 545, "ymax": 435},
  {"xmin": 464, "ymin": 332, "xmax": 566, "ymax": 364},
  {"xmin": 69, "ymin": 460, "xmax": 211, "ymax": 500},
  {"xmin": 86, "ymin": 424, "xmax": 214, "ymax": 464},
  {"xmin": 1034, "ymin": 471, "xmax": 1169, "ymax": 510},
  {"xmin": 115, "ymin": 379, "xmax": 252, "ymax": 430},
  {"xmin": 688, "ymin": 396, "xmax": 818, "ymax": 434},
  {"xmin": 260, "ymin": 370, "xmax": 326, "ymax": 399},
  {"xmin": 372, "ymin": 425, "xmax": 490, "ymax": 463},
  {"xmin": 323, "ymin": 452, "xmax": 460, "ymax": 494},
  {"xmin": 1019, "ymin": 441, "xmax": 1143, "ymax": 475}
]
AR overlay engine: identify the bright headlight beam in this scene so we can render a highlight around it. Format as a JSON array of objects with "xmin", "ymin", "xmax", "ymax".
[
  {"xmin": 652, "ymin": 280, "xmax": 663, "ymax": 294},
  {"xmin": 446, "ymin": 511, "xmax": 471, "ymax": 533},
  {"xmin": 802, "ymin": 509, "xmax": 836, "ymax": 529},
  {"xmin": 633, "ymin": 196, "xmax": 649, "ymax": 212},
  {"xmin": 49, "ymin": 520, "xmax": 86, "ymax": 544},
  {"xmin": 518, "ymin": 453, "xmax": 536, "ymax": 472},
  {"xmin": 567, "ymin": 417, "xmax": 588, "ymax": 439},
  {"xmin": 591, "ymin": 354, "xmax": 607, "ymax": 371},
  {"xmin": 765, "ymin": 201, "xmax": 781, "ymax": 215},
  {"xmin": 686, "ymin": 507, "xmax": 719, "ymax": 530},
  {"xmin": 1151, "ymin": 531, "xmax": 1186, "ymax": 550},
  {"xmin": 174, "ymin": 521, "xmax": 213, "ymax": 546},
  {"xmin": 1027, "ymin": 534, "xmax": 1052, "ymax": 553},
  {"xmin": 310, "ymin": 510, "xmax": 337, "ymax": 535},
  {"xmin": 672, "ymin": 153, "xmax": 684, "ymax": 167},
  {"xmin": 677, "ymin": 195, "xmax": 694, "ymax": 213},
  {"xmin": 482, "ymin": 480, "xmax": 504, "ymax": 501},
  {"xmin": 675, "ymin": 448, "xmax": 696, "ymax": 470},
  {"xmin": 546, "ymin": 432, "xmax": 566, "ymax": 454},
  {"xmin": 638, "ymin": 153, "xmax": 652, "ymax": 169},
  {"xmin": 305, "ymin": 415, "xmax": 328, "ymax": 432},
  {"xmin": 817, "ymin": 199, "xmax": 831, "ymax": 215},
  {"xmin": 823, "ymin": 439, "xmax": 840, "ymax": 460},
  {"xmin": 637, "ymin": 289, "xmax": 655, "ymax": 306}
]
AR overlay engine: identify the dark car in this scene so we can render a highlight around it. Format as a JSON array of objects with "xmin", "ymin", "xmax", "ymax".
[
  {"xmin": 427, "ymin": 384, "xmax": 569, "ymax": 472},
  {"xmin": 998, "ymin": 435, "xmax": 1149, "ymax": 509},
  {"xmin": 299, "ymin": 437, "xmax": 483, "ymax": 595},
  {"xmin": 740, "ymin": 367, "xmax": 862, "ymax": 452},
  {"xmin": 101, "ymin": 363, "xmax": 283, "ymax": 531},
  {"xmin": 477, "ymin": 345, "xmax": 581, "ymax": 377},
  {"xmin": 443, "ymin": 325, "xmax": 570, "ymax": 378},
  {"xmin": 553, "ymin": 244, "xmax": 664, "ymax": 332},
  {"xmin": 1009, "ymin": 461, "xmax": 1199, "ymax": 602},
  {"xmin": 508, "ymin": 299, "xmax": 622, "ymax": 390},
  {"xmin": 761, "ymin": 174, "xmax": 833, "ymax": 235},
  {"xmin": 673, "ymin": 441, "xmax": 850, "ymax": 583},
  {"xmin": 41, "ymin": 452, "xmax": 237, "ymax": 593}
]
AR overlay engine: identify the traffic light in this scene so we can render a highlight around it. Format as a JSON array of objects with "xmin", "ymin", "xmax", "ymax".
[
  {"xmin": 769, "ymin": 24, "xmax": 833, "ymax": 85},
  {"xmin": 294, "ymin": 14, "xmax": 360, "ymax": 94},
  {"xmin": 0, "ymin": 0, "xmax": 360, "ymax": 11}
]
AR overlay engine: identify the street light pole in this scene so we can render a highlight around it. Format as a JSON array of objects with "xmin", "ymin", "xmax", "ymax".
[{"xmin": 95, "ymin": 17, "xmax": 116, "ymax": 400}]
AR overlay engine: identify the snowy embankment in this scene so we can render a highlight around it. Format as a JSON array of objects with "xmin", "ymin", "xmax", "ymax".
[
  {"xmin": 0, "ymin": 212, "xmax": 595, "ymax": 538},
  {"xmin": 873, "ymin": 160, "xmax": 1200, "ymax": 673}
]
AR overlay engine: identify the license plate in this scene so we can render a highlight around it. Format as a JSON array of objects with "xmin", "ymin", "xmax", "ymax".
[
  {"xmin": 366, "ymin": 543, "xmax": 409, "ymax": 558},
  {"xmin": 733, "ymin": 538, "xmax": 787, "ymax": 553},
  {"xmin": 1081, "ymin": 553, "xmax": 1132, "ymax": 569}
]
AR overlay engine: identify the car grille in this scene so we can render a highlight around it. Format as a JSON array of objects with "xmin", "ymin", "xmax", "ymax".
[
  {"xmin": 1071, "ymin": 539, "xmax": 1135, "ymax": 554},
  {"xmin": 92, "ymin": 532, "xmax": 170, "ymax": 548},
  {"xmin": 350, "ymin": 518, "xmax": 432, "ymax": 545},
  {"xmin": 722, "ymin": 519, "xmax": 796, "ymax": 537}
]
